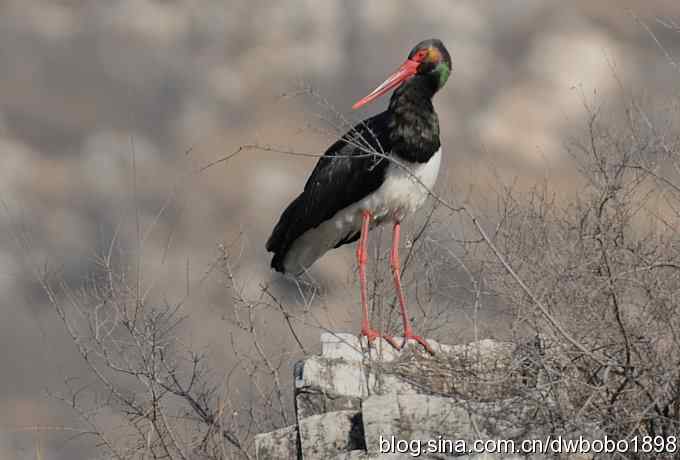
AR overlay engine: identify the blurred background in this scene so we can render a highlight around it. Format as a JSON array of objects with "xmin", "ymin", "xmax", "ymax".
[{"xmin": 1, "ymin": 1, "xmax": 679, "ymax": 458}]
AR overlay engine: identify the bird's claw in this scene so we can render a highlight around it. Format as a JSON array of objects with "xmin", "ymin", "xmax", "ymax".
[
  {"xmin": 401, "ymin": 333, "xmax": 435, "ymax": 355},
  {"xmin": 360, "ymin": 328, "xmax": 401, "ymax": 350}
]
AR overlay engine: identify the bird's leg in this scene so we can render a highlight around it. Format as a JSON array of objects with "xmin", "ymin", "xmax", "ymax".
[
  {"xmin": 357, "ymin": 211, "xmax": 399, "ymax": 349},
  {"xmin": 357, "ymin": 211, "xmax": 373, "ymax": 340},
  {"xmin": 390, "ymin": 221, "xmax": 434, "ymax": 354}
]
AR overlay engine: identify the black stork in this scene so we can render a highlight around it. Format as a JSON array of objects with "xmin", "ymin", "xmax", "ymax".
[{"xmin": 266, "ymin": 39, "xmax": 451, "ymax": 354}]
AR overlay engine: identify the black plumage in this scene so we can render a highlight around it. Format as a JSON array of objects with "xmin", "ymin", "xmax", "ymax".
[
  {"xmin": 388, "ymin": 76, "xmax": 440, "ymax": 163},
  {"xmin": 266, "ymin": 112, "xmax": 391, "ymax": 272}
]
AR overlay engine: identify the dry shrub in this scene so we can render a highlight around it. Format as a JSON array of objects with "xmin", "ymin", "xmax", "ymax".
[{"xmin": 473, "ymin": 100, "xmax": 680, "ymax": 453}]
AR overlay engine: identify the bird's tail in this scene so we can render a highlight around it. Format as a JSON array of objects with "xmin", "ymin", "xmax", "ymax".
[{"xmin": 265, "ymin": 194, "xmax": 304, "ymax": 273}]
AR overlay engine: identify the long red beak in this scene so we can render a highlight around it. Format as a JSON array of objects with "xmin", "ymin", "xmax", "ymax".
[{"xmin": 352, "ymin": 59, "xmax": 419, "ymax": 109}]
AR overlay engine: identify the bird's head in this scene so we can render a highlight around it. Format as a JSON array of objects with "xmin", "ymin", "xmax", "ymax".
[{"xmin": 352, "ymin": 39, "xmax": 451, "ymax": 110}]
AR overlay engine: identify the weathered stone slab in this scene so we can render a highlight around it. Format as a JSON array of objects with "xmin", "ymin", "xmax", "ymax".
[
  {"xmin": 297, "ymin": 410, "xmax": 364, "ymax": 459},
  {"xmin": 295, "ymin": 384, "xmax": 362, "ymax": 420},
  {"xmin": 395, "ymin": 394, "xmax": 478, "ymax": 440},
  {"xmin": 257, "ymin": 333, "xmax": 552, "ymax": 460},
  {"xmin": 295, "ymin": 355, "xmax": 368, "ymax": 398},
  {"xmin": 295, "ymin": 353, "xmax": 420, "ymax": 401},
  {"xmin": 359, "ymin": 393, "xmax": 400, "ymax": 455},
  {"xmin": 362, "ymin": 393, "xmax": 479, "ymax": 456},
  {"xmin": 254, "ymin": 424, "xmax": 298, "ymax": 460}
]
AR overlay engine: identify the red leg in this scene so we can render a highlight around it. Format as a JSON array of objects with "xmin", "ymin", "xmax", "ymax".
[
  {"xmin": 357, "ymin": 211, "xmax": 399, "ymax": 349},
  {"xmin": 390, "ymin": 222, "xmax": 434, "ymax": 354}
]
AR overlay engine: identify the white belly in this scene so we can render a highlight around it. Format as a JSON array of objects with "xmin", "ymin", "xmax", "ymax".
[
  {"xmin": 358, "ymin": 148, "xmax": 441, "ymax": 223},
  {"xmin": 284, "ymin": 149, "xmax": 442, "ymax": 274}
]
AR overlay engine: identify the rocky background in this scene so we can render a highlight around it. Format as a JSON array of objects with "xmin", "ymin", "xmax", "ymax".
[{"xmin": 1, "ymin": 1, "xmax": 679, "ymax": 458}]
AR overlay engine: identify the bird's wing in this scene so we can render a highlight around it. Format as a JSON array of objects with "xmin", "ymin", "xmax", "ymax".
[{"xmin": 266, "ymin": 111, "xmax": 392, "ymax": 272}]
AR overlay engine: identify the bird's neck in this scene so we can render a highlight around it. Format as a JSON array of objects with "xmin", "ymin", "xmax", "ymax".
[{"xmin": 387, "ymin": 75, "xmax": 440, "ymax": 163}]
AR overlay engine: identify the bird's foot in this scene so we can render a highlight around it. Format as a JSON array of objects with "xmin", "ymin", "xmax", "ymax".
[
  {"xmin": 360, "ymin": 327, "xmax": 400, "ymax": 350},
  {"xmin": 401, "ymin": 331, "xmax": 435, "ymax": 355}
]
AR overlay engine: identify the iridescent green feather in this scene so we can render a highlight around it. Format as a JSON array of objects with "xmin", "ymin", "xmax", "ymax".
[{"xmin": 435, "ymin": 62, "xmax": 450, "ymax": 90}]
